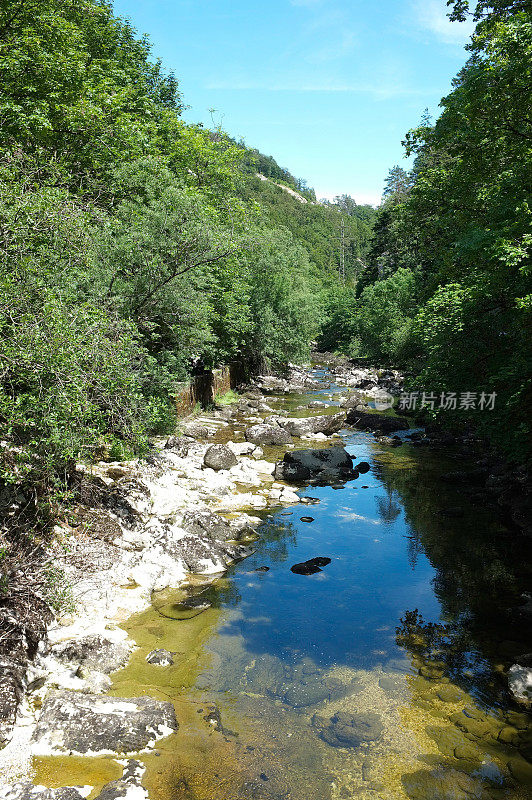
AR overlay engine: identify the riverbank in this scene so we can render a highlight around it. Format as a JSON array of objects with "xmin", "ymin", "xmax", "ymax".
[{"xmin": 1, "ymin": 360, "xmax": 530, "ymax": 799}]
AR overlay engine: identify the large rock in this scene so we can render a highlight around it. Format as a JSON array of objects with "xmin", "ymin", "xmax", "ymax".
[
  {"xmin": 161, "ymin": 510, "xmax": 254, "ymax": 573},
  {"xmin": 203, "ymin": 444, "xmax": 237, "ymax": 471},
  {"xmin": 31, "ymin": 691, "xmax": 178, "ymax": 755},
  {"xmin": 274, "ymin": 447, "xmax": 354, "ymax": 484},
  {"xmin": 51, "ymin": 636, "xmax": 131, "ymax": 675},
  {"xmin": 278, "ymin": 412, "xmax": 345, "ymax": 437},
  {"xmin": 244, "ymin": 424, "xmax": 292, "ymax": 446},
  {"xmin": 345, "ymin": 409, "xmax": 409, "ymax": 433}
]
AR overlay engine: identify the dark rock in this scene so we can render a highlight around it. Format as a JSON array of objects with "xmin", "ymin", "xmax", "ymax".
[
  {"xmin": 356, "ymin": 461, "xmax": 370, "ymax": 474},
  {"xmin": 345, "ymin": 410, "xmax": 409, "ymax": 433},
  {"xmin": 244, "ymin": 424, "xmax": 292, "ymax": 446},
  {"xmin": 254, "ymin": 566, "xmax": 270, "ymax": 572},
  {"xmin": 51, "ymin": 636, "xmax": 131, "ymax": 675},
  {"xmin": 146, "ymin": 649, "xmax": 175, "ymax": 666},
  {"xmin": 275, "ymin": 447, "xmax": 354, "ymax": 484},
  {"xmin": 313, "ymin": 711, "xmax": 383, "ymax": 748},
  {"xmin": 203, "ymin": 444, "xmax": 238, "ymax": 471},
  {"xmin": 300, "ymin": 516, "xmax": 314, "ymax": 522},
  {"xmin": 291, "ymin": 557, "xmax": 331, "ymax": 575},
  {"xmin": 31, "ymin": 691, "xmax": 178, "ymax": 755}
]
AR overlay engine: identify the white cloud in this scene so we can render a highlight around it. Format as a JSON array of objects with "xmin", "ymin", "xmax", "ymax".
[{"xmin": 412, "ymin": 0, "xmax": 475, "ymax": 45}]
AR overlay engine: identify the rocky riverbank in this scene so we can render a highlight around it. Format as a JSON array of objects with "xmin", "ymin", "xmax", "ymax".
[{"xmin": 0, "ymin": 359, "xmax": 530, "ymax": 798}]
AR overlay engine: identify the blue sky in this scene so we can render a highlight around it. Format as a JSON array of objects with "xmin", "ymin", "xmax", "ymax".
[{"xmin": 112, "ymin": 0, "xmax": 475, "ymax": 205}]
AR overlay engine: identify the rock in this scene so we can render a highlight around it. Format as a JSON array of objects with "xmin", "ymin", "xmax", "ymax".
[
  {"xmin": 340, "ymin": 392, "xmax": 366, "ymax": 409},
  {"xmin": 51, "ymin": 636, "xmax": 131, "ymax": 675},
  {"xmin": 254, "ymin": 566, "xmax": 270, "ymax": 572},
  {"xmin": 0, "ymin": 786, "xmax": 87, "ymax": 799},
  {"xmin": 161, "ymin": 509, "xmax": 254, "ymax": 572},
  {"xmin": 278, "ymin": 412, "xmax": 345, "ymax": 437},
  {"xmin": 203, "ymin": 444, "xmax": 238, "ymax": 471},
  {"xmin": 345, "ymin": 410, "xmax": 409, "ymax": 433},
  {"xmin": 313, "ymin": 711, "xmax": 383, "ymax": 748},
  {"xmin": 182, "ymin": 422, "xmax": 216, "ymax": 439},
  {"xmin": 300, "ymin": 496, "xmax": 320, "ymax": 505},
  {"xmin": 308, "ymin": 401, "xmax": 327, "ymax": 409},
  {"xmin": 31, "ymin": 691, "xmax": 178, "ymax": 755},
  {"xmin": 274, "ymin": 447, "xmax": 354, "ymax": 484},
  {"xmin": 0, "ymin": 659, "xmax": 24, "ymax": 749},
  {"xmin": 355, "ymin": 461, "xmax": 370, "ymax": 474},
  {"xmin": 508, "ymin": 655, "xmax": 532, "ymax": 706},
  {"xmin": 146, "ymin": 649, "xmax": 175, "ymax": 666},
  {"xmin": 244, "ymin": 424, "xmax": 292, "ymax": 446},
  {"xmin": 300, "ymin": 516, "xmax": 314, "ymax": 523},
  {"xmin": 291, "ymin": 557, "xmax": 331, "ymax": 575},
  {"xmin": 164, "ymin": 436, "xmax": 194, "ymax": 458},
  {"xmin": 94, "ymin": 760, "xmax": 147, "ymax": 800},
  {"xmin": 376, "ymin": 435, "xmax": 402, "ymax": 447}
]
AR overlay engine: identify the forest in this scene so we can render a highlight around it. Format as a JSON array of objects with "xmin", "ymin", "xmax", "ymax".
[{"xmin": 0, "ymin": 0, "xmax": 530, "ymax": 536}]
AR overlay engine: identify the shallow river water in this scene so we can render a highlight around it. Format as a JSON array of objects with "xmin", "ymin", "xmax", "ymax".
[{"xmin": 35, "ymin": 368, "xmax": 532, "ymax": 799}]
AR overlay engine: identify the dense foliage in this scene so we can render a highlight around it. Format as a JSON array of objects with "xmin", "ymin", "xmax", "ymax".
[
  {"xmin": 0, "ymin": 0, "xmax": 375, "ymax": 526},
  {"xmin": 323, "ymin": 0, "xmax": 532, "ymax": 464}
]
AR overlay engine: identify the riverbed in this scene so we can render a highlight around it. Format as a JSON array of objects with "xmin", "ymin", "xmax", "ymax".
[{"xmin": 31, "ymin": 366, "xmax": 532, "ymax": 799}]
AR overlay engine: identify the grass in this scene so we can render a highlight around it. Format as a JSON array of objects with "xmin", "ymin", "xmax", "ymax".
[{"xmin": 214, "ymin": 389, "xmax": 239, "ymax": 406}]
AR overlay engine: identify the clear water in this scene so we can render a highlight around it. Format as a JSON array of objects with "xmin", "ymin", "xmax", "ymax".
[{"xmin": 34, "ymin": 367, "xmax": 532, "ymax": 800}]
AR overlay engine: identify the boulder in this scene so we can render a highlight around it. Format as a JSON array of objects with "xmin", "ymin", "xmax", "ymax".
[
  {"xmin": 203, "ymin": 444, "xmax": 238, "ymax": 471},
  {"xmin": 31, "ymin": 691, "xmax": 178, "ymax": 755},
  {"xmin": 278, "ymin": 412, "xmax": 345, "ymax": 437},
  {"xmin": 51, "ymin": 636, "xmax": 131, "ymax": 675},
  {"xmin": 313, "ymin": 711, "xmax": 383, "ymax": 748},
  {"xmin": 275, "ymin": 447, "xmax": 354, "ymax": 484},
  {"xmin": 345, "ymin": 409, "xmax": 409, "ymax": 433},
  {"xmin": 0, "ymin": 659, "xmax": 24, "ymax": 749},
  {"xmin": 244, "ymin": 424, "xmax": 292, "ymax": 446}
]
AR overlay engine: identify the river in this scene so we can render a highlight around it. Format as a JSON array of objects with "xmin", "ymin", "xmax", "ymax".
[{"xmin": 34, "ymin": 365, "xmax": 532, "ymax": 799}]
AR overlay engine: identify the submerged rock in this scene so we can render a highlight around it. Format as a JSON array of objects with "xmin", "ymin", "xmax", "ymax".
[
  {"xmin": 313, "ymin": 711, "xmax": 383, "ymax": 748},
  {"xmin": 203, "ymin": 444, "xmax": 238, "ymax": 471},
  {"xmin": 31, "ymin": 690, "xmax": 178, "ymax": 755},
  {"xmin": 275, "ymin": 447, "xmax": 354, "ymax": 484},
  {"xmin": 291, "ymin": 557, "xmax": 331, "ymax": 575}
]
